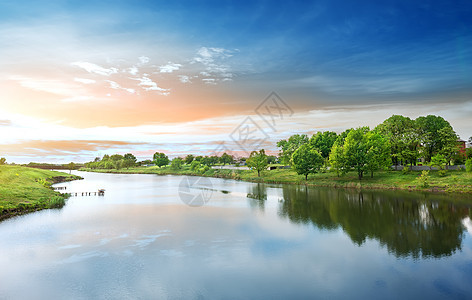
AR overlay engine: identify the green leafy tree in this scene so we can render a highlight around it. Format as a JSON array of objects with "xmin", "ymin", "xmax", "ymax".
[
  {"xmin": 376, "ymin": 115, "xmax": 416, "ymax": 166},
  {"xmin": 466, "ymin": 148, "xmax": 472, "ymax": 159},
  {"xmin": 220, "ymin": 153, "xmax": 234, "ymax": 165},
  {"xmin": 343, "ymin": 127, "xmax": 369, "ymax": 180},
  {"xmin": 309, "ymin": 131, "xmax": 338, "ymax": 158},
  {"xmin": 437, "ymin": 126, "xmax": 458, "ymax": 167},
  {"xmin": 110, "ymin": 154, "xmax": 124, "ymax": 162},
  {"xmin": 267, "ymin": 155, "xmax": 277, "ymax": 164},
  {"xmin": 365, "ymin": 131, "xmax": 391, "ymax": 178},
  {"xmin": 292, "ymin": 144, "xmax": 324, "ymax": 180},
  {"xmin": 277, "ymin": 134, "xmax": 309, "ymax": 165},
  {"xmin": 247, "ymin": 149, "xmax": 268, "ymax": 177},
  {"xmin": 66, "ymin": 162, "xmax": 76, "ymax": 174},
  {"xmin": 123, "ymin": 153, "xmax": 137, "ymax": 169},
  {"xmin": 416, "ymin": 115, "xmax": 453, "ymax": 162},
  {"xmin": 171, "ymin": 157, "xmax": 183, "ymax": 170},
  {"xmin": 153, "ymin": 152, "xmax": 169, "ymax": 168},
  {"xmin": 184, "ymin": 154, "xmax": 194, "ymax": 164},
  {"xmin": 190, "ymin": 160, "xmax": 201, "ymax": 171},
  {"xmin": 114, "ymin": 159, "xmax": 123, "ymax": 170},
  {"xmin": 329, "ymin": 140, "xmax": 346, "ymax": 177},
  {"xmin": 0, "ymin": 157, "xmax": 6, "ymax": 165}
]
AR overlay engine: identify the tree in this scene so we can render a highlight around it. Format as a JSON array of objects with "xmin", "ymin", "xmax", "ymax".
[
  {"xmin": 416, "ymin": 115, "xmax": 453, "ymax": 162},
  {"xmin": 376, "ymin": 115, "xmax": 416, "ymax": 166},
  {"xmin": 437, "ymin": 126, "xmax": 459, "ymax": 167},
  {"xmin": 277, "ymin": 134, "xmax": 309, "ymax": 165},
  {"xmin": 292, "ymin": 144, "xmax": 324, "ymax": 180},
  {"xmin": 365, "ymin": 131, "xmax": 391, "ymax": 178},
  {"xmin": 184, "ymin": 154, "xmax": 194, "ymax": 164},
  {"xmin": 247, "ymin": 149, "xmax": 268, "ymax": 177},
  {"xmin": 153, "ymin": 152, "xmax": 169, "ymax": 168},
  {"xmin": 343, "ymin": 127, "xmax": 369, "ymax": 180},
  {"xmin": 466, "ymin": 158, "xmax": 472, "ymax": 172},
  {"xmin": 309, "ymin": 131, "xmax": 338, "ymax": 159},
  {"xmin": 329, "ymin": 140, "xmax": 346, "ymax": 177},
  {"xmin": 267, "ymin": 155, "xmax": 277, "ymax": 164},
  {"xmin": 110, "ymin": 154, "xmax": 124, "ymax": 162},
  {"xmin": 0, "ymin": 157, "xmax": 6, "ymax": 165},
  {"xmin": 123, "ymin": 153, "xmax": 137, "ymax": 169},
  {"xmin": 171, "ymin": 157, "xmax": 183, "ymax": 170},
  {"xmin": 220, "ymin": 153, "xmax": 234, "ymax": 165},
  {"xmin": 66, "ymin": 162, "xmax": 76, "ymax": 174}
]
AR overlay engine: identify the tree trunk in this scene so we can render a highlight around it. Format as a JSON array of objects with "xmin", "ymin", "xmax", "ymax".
[
  {"xmin": 305, "ymin": 174, "xmax": 308, "ymax": 180},
  {"xmin": 257, "ymin": 170, "xmax": 260, "ymax": 177},
  {"xmin": 371, "ymin": 170, "xmax": 373, "ymax": 178}
]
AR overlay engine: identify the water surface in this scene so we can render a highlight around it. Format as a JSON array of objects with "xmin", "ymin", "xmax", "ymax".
[{"xmin": 0, "ymin": 171, "xmax": 471, "ymax": 299}]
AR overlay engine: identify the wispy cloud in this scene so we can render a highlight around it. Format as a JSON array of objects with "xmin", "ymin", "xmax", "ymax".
[
  {"xmin": 71, "ymin": 62, "xmax": 118, "ymax": 76},
  {"xmin": 178, "ymin": 75, "xmax": 191, "ymax": 83},
  {"xmin": 159, "ymin": 62, "xmax": 182, "ymax": 73},
  {"xmin": 74, "ymin": 78, "xmax": 96, "ymax": 84},
  {"xmin": 105, "ymin": 80, "xmax": 135, "ymax": 94},
  {"xmin": 191, "ymin": 47, "xmax": 236, "ymax": 84},
  {"xmin": 130, "ymin": 76, "xmax": 169, "ymax": 94}
]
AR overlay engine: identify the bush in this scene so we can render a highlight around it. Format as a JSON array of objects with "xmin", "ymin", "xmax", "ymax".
[
  {"xmin": 466, "ymin": 158, "xmax": 472, "ymax": 173},
  {"xmin": 438, "ymin": 169, "xmax": 447, "ymax": 177},
  {"xmin": 417, "ymin": 170, "xmax": 430, "ymax": 188},
  {"xmin": 402, "ymin": 166, "xmax": 410, "ymax": 175}
]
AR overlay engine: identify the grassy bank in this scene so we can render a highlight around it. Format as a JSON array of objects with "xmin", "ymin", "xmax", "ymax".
[
  {"xmin": 0, "ymin": 165, "xmax": 81, "ymax": 221},
  {"xmin": 81, "ymin": 165, "xmax": 472, "ymax": 194}
]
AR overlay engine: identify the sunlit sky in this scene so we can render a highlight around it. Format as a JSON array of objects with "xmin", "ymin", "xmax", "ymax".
[{"xmin": 1, "ymin": 0, "xmax": 471, "ymax": 163}]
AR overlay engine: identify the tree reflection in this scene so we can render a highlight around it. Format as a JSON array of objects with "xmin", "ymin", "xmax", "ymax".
[
  {"xmin": 279, "ymin": 185, "xmax": 472, "ymax": 259},
  {"xmin": 247, "ymin": 183, "xmax": 267, "ymax": 211}
]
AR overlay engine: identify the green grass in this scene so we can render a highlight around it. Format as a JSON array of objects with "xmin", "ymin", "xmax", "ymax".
[
  {"xmin": 82, "ymin": 165, "xmax": 472, "ymax": 194},
  {"xmin": 0, "ymin": 165, "xmax": 81, "ymax": 220}
]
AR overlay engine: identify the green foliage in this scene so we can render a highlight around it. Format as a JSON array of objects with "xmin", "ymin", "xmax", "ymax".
[
  {"xmin": 309, "ymin": 131, "xmax": 338, "ymax": 158},
  {"xmin": 328, "ymin": 140, "xmax": 346, "ymax": 177},
  {"xmin": 416, "ymin": 170, "xmax": 430, "ymax": 188},
  {"xmin": 416, "ymin": 115, "xmax": 454, "ymax": 162},
  {"xmin": 37, "ymin": 178, "xmax": 52, "ymax": 188},
  {"xmin": 190, "ymin": 160, "xmax": 200, "ymax": 171},
  {"xmin": 365, "ymin": 131, "xmax": 391, "ymax": 178},
  {"xmin": 48, "ymin": 196, "xmax": 66, "ymax": 208},
  {"xmin": 0, "ymin": 157, "xmax": 6, "ymax": 165},
  {"xmin": 466, "ymin": 158, "xmax": 472, "ymax": 172},
  {"xmin": 170, "ymin": 157, "xmax": 183, "ymax": 170},
  {"xmin": 292, "ymin": 144, "xmax": 324, "ymax": 180},
  {"xmin": 430, "ymin": 154, "xmax": 447, "ymax": 171},
  {"xmin": 465, "ymin": 148, "xmax": 472, "ymax": 159},
  {"xmin": 277, "ymin": 134, "xmax": 309, "ymax": 165},
  {"xmin": 402, "ymin": 166, "xmax": 410, "ymax": 175},
  {"xmin": 438, "ymin": 170, "xmax": 447, "ymax": 177},
  {"xmin": 219, "ymin": 153, "xmax": 234, "ymax": 165},
  {"xmin": 153, "ymin": 152, "xmax": 170, "ymax": 168},
  {"xmin": 343, "ymin": 127, "xmax": 370, "ymax": 180},
  {"xmin": 184, "ymin": 154, "xmax": 194, "ymax": 164},
  {"xmin": 376, "ymin": 115, "xmax": 416, "ymax": 166},
  {"xmin": 247, "ymin": 149, "xmax": 268, "ymax": 177}
]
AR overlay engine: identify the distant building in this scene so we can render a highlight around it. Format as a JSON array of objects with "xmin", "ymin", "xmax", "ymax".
[{"xmin": 457, "ymin": 139, "xmax": 466, "ymax": 154}]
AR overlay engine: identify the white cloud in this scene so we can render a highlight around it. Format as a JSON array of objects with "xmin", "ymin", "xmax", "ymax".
[
  {"xmin": 138, "ymin": 56, "xmax": 150, "ymax": 64},
  {"xmin": 159, "ymin": 62, "xmax": 182, "ymax": 73},
  {"xmin": 178, "ymin": 75, "xmax": 191, "ymax": 83},
  {"xmin": 127, "ymin": 66, "xmax": 139, "ymax": 75},
  {"xmin": 74, "ymin": 77, "xmax": 96, "ymax": 84},
  {"xmin": 71, "ymin": 61, "xmax": 118, "ymax": 76},
  {"xmin": 105, "ymin": 80, "xmax": 135, "ymax": 94},
  {"xmin": 9, "ymin": 76, "xmax": 78, "ymax": 96},
  {"xmin": 191, "ymin": 47, "xmax": 235, "ymax": 83},
  {"xmin": 62, "ymin": 96, "xmax": 94, "ymax": 102},
  {"xmin": 130, "ymin": 76, "xmax": 169, "ymax": 94}
]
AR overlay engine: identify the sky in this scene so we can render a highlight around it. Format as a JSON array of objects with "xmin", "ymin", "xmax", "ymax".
[{"xmin": 0, "ymin": 0, "xmax": 471, "ymax": 163}]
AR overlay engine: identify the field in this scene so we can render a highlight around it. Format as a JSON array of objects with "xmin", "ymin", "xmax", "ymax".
[{"xmin": 0, "ymin": 165, "xmax": 81, "ymax": 220}]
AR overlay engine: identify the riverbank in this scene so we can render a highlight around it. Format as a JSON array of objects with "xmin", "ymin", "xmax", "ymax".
[
  {"xmin": 0, "ymin": 165, "xmax": 82, "ymax": 221},
  {"xmin": 81, "ymin": 165, "xmax": 472, "ymax": 194}
]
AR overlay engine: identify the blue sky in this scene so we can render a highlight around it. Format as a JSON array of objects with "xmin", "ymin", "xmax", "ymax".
[{"xmin": 0, "ymin": 0, "xmax": 471, "ymax": 162}]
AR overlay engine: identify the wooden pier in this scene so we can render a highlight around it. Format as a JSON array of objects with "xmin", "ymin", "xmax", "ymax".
[{"xmin": 53, "ymin": 187, "xmax": 105, "ymax": 196}]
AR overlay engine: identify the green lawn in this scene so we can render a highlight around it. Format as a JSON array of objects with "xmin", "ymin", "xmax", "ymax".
[
  {"xmin": 0, "ymin": 165, "xmax": 81, "ymax": 220},
  {"xmin": 82, "ymin": 165, "xmax": 472, "ymax": 194}
]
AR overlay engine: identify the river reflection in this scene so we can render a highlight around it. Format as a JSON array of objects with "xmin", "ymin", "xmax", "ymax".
[
  {"xmin": 276, "ymin": 185, "xmax": 472, "ymax": 259},
  {"xmin": 0, "ymin": 172, "xmax": 471, "ymax": 299}
]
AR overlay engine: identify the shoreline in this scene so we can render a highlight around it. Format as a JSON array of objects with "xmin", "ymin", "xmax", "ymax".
[
  {"xmin": 0, "ymin": 166, "xmax": 82, "ymax": 222},
  {"xmin": 79, "ymin": 166, "xmax": 472, "ymax": 195}
]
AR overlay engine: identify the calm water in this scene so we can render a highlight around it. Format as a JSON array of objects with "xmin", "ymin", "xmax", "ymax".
[{"xmin": 1, "ymin": 171, "xmax": 472, "ymax": 299}]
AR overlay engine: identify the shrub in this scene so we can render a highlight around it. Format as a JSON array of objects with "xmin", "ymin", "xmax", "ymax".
[
  {"xmin": 417, "ymin": 170, "xmax": 430, "ymax": 188},
  {"xmin": 466, "ymin": 158, "xmax": 472, "ymax": 173},
  {"xmin": 438, "ymin": 169, "xmax": 447, "ymax": 177},
  {"xmin": 402, "ymin": 166, "xmax": 410, "ymax": 175}
]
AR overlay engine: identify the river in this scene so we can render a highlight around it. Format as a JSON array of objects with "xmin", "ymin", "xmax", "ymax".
[{"xmin": 0, "ymin": 171, "xmax": 471, "ymax": 299}]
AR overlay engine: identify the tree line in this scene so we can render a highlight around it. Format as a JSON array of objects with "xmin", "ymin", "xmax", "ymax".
[{"xmin": 82, "ymin": 114, "xmax": 471, "ymax": 180}]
